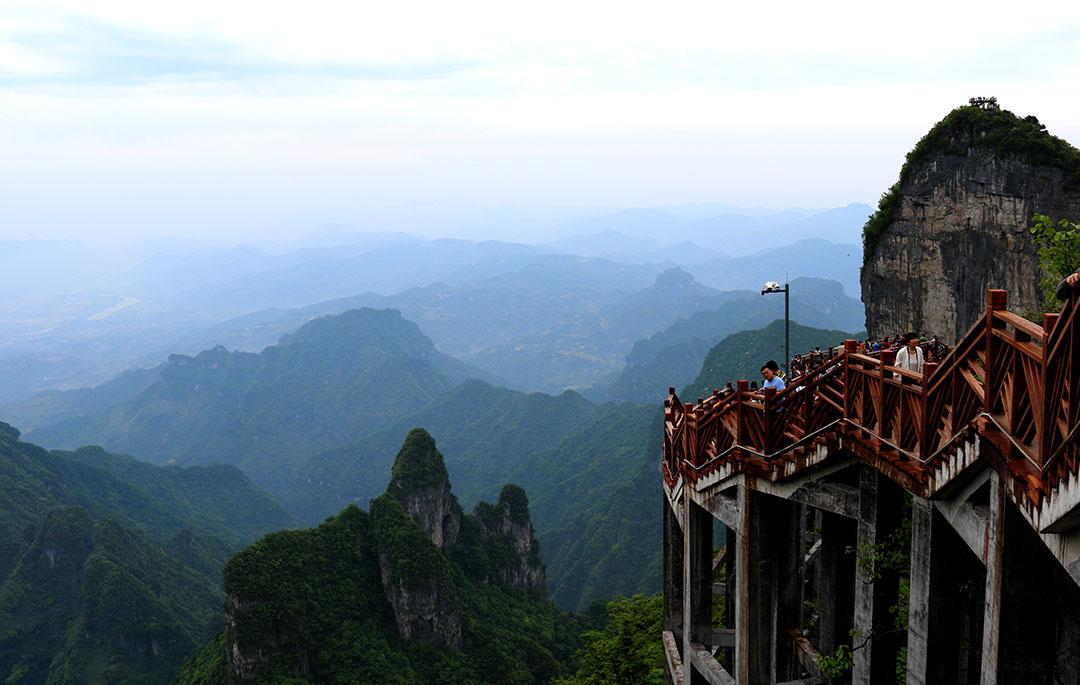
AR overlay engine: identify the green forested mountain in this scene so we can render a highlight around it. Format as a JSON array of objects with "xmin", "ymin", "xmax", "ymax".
[
  {"xmin": 682, "ymin": 319, "xmax": 858, "ymax": 399},
  {"xmin": 180, "ymin": 430, "xmax": 584, "ymax": 684},
  {"xmin": 0, "ymin": 364, "xmax": 161, "ymax": 435},
  {"xmin": 285, "ymin": 381, "xmax": 662, "ymax": 611},
  {"xmin": 13, "ymin": 308, "xmax": 665, "ymax": 612},
  {"xmin": 0, "ymin": 422, "xmax": 294, "ymax": 683},
  {"xmin": 22, "ymin": 308, "xmax": 487, "ymax": 490},
  {"xmin": 602, "ymin": 277, "xmax": 864, "ymax": 403}
]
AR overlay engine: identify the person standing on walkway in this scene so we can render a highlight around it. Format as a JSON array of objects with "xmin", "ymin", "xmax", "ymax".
[
  {"xmin": 1055, "ymin": 268, "xmax": 1080, "ymax": 301},
  {"xmin": 895, "ymin": 332, "xmax": 925, "ymax": 374}
]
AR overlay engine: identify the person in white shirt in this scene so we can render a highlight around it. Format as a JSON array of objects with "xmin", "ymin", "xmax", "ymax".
[{"xmin": 894, "ymin": 332, "xmax": 924, "ymax": 374}]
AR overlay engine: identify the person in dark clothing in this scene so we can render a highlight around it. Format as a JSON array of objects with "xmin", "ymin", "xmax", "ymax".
[{"xmin": 1056, "ymin": 269, "xmax": 1080, "ymax": 301}]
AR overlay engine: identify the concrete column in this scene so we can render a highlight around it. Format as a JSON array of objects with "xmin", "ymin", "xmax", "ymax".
[
  {"xmin": 663, "ymin": 493, "xmax": 684, "ymax": 643},
  {"xmin": 980, "ymin": 470, "xmax": 1005, "ymax": 685},
  {"xmin": 682, "ymin": 495, "xmax": 713, "ymax": 685},
  {"xmin": 735, "ymin": 483, "xmax": 751, "ymax": 683},
  {"xmin": 813, "ymin": 510, "xmax": 836, "ymax": 657},
  {"xmin": 906, "ymin": 497, "xmax": 933, "ymax": 685},
  {"xmin": 852, "ymin": 467, "xmax": 879, "ymax": 685},
  {"xmin": 682, "ymin": 494, "xmax": 693, "ymax": 685}
]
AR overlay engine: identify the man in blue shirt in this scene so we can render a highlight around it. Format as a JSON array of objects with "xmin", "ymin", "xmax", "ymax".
[{"xmin": 761, "ymin": 360, "xmax": 786, "ymax": 391}]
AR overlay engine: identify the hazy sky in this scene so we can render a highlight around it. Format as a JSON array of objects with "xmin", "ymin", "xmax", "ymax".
[{"xmin": 4, "ymin": 1, "xmax": 1080, "ymax": 243}]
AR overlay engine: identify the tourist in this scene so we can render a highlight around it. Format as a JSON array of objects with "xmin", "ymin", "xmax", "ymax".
[
  {"xmin": 1055, "ymin": 268, "xmax": 1080, "ymax": 301},
  {"xmin": 761, "ymin": 360, "xmax": 786, "ymax": 392},
  {"xmin": 895, "ymin": 332, "xmax": 925, "ymax": 374}
]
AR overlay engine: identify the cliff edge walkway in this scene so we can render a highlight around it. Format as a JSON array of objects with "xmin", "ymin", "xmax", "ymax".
[{"xmin": 662, "ymin": 289, "xmax": 1080, "ymax": 684}]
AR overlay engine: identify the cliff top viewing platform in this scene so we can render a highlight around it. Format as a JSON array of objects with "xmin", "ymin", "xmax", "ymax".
[{"xmin": 661, "ymin": 288, "xmax": 1080, "ymax": 684}]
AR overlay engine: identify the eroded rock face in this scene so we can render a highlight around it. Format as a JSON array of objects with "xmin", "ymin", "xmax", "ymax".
[
  {"xmin": 476, "ymin": 485, "xmax": 546, "ymax": 595},
  {"xmin": 377, "ymin": 554, "xmax": 462, "ymax": 651},
  {"xmin": 224, "ymin": 594, "xmax": 272, "ymax": 682},
  {"xmin": 398, "ymin": 481, "xmax": 461, "ymax": 549},
  {"xmin": 862, "ymin": 131, "xmax": 1080, "ymax": 342},
  {"xmin": 387, "ymin": 429, "xmax": 462, "ymax": 549}
]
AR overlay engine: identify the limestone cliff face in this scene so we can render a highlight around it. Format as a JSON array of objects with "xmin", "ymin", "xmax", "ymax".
[
  {"xmin": 224, "ymin": 594, "xmax": 273, "ymax": 682},
  {"xmin": 386, "ymin": 429, "xmax": 462, "ymax": 548},
  {"xmin": 376, "ymin": 552, "xmax": 462, "ymax": 650},
  {"xmin": 861, "ymin": 105, "xmax": 1080, "ymax": 342},
  {"xmin": 475, "ymin": 484, "xmax": 547, "ymax": 594},
  {"xmin": 217, "ymin": 430, "xmax": 554, "ymax": 680}
]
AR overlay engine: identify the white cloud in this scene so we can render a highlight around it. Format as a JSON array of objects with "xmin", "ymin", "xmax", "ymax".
[{"xmin": 2, "ymin": 1, "xmax": 1080, "ymax": 241}]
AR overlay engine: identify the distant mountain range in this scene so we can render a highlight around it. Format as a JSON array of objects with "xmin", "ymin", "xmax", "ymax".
[
  {"xmin": 7, "ymin": 308, "xmax": 661, "ymax": 612},
  {"xmin": 17, "ymin": 309, "xmax": 485, "ymax": 491},
  {"xmin": 2, "ymin": 202, "xmax": 867, "ymax": 405},
  {"xmin": 595, "ymin": 277, "xmax": 864, "ymax": 403}
]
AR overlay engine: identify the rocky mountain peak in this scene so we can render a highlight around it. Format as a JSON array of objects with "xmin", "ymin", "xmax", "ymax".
[
  {"xmin": 861, "ymin": 103, "xmax": 1080, "ymax": 341},
  {"xmin": 653, "ymin": 267, "xmax": 696, "ymax": 290},
  {"xmin": 386, "ymin": 428, "xmax": 461, "ymax": 549},
  {"xmin": 475, "ymin": 484, "xmax": 546, "ymax": 595}
]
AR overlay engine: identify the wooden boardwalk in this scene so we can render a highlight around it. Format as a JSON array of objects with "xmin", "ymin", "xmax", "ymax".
[{"xmin": 661, "ymin": 289, "xmax": 1080, "ymax": 685}]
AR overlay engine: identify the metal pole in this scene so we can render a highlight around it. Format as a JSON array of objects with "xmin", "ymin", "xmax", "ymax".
[{"xmin": 784, "ymin": 283, "xmax": 790, "ymax": 376}]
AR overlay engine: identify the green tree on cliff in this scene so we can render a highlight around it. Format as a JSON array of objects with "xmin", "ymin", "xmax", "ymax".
[
  {"xmin": 555, "ymin": 594, "xmax": 664, "ymax": 685},
  {"xmin": 1030, "ymin": 214, "xmax": 1080, "ymax": 308}
]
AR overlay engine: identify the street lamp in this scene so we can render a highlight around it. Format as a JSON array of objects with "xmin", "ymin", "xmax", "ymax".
[{"xmin": 761, "ymin": 280, "xmax": 790, "ymax": 376}]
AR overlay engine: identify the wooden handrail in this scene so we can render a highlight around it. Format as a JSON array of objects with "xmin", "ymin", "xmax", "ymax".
[{"xmin": 663, "ymin": 287, "xmax": 1080, "ymax": 515}]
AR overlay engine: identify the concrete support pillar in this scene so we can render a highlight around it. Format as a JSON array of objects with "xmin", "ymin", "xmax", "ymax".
[
  {"xmin": 813, "ymin": 510, "xmax": 838, "ymax": 657},
  {"xmin": 906, "ymin": 497, "xmax": 933, "ymax": 685},
  {"xmin": 663, "ymin": 493, "xmax": 685, "ymax": 643},
  {"xmin": 980, "ymin": 470, "xmax": 1005, "ymax": 685},
  {"xmin": 735, "ymin": 484, "xmax": 751, "ymax": 683},
  {"xmin": 851, "ymin": 467, "xmax": 879, "ymax": 685},
  {"xmin": 682, "ymin": 495, "xmax": 713, "ymax": 685},
  {"xmin": 851, "ymin": 468, "xmax": 902, "ymax": 685}
]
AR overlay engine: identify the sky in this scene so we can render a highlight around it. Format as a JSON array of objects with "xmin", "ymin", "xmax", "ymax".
[{"xmin": 3, "ymin": 0, "xmax": 1080, "ymax": 244}]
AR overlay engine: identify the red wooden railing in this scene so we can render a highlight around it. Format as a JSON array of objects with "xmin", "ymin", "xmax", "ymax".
[{"xmin": 664, "ymin": 289, "xmax": 1080, "ymax": 514}]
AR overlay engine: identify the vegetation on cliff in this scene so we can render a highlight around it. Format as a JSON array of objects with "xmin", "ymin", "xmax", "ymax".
[
  {"xmin": 683, "ymin": 319, "xmax": 859, "ymax": 399},
  {"xmin": 555, "ymin": 594, "xmax": 664, "ymax": 685},
  {"xmin": 1030, "ymin": 214, "xmax": 1080, "ymax": 308},
  {"xmin": 182, "ymin": 430, "xmax": 582, "ymax": 684},
  {"xmin": 863, "ymin": 103, "xmax": 1080, "ymax": 258},
  {"xmin": 0, "ymin": 422, "xmax": 292, "ymax": 684}
]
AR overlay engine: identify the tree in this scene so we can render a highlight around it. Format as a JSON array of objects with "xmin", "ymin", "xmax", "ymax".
[
  {"xmin": 555, "ymin": 595, "xmax": 664, "ymax": 685},
  {"xmin": 1030, "ymin": 214, "xmax": 1080, "ymax": 309}
]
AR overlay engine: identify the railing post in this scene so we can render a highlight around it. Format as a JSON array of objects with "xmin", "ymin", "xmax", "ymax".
[
  {"xmin": 920, "ymin": 362, "xmax": 939, "ymax": 460},
  {"xmin": 880, "ymin": 349, "xmax": 895, "ymax": 440},
  {"xmin": 684, "ymin": 403, "xmax": 696, "ymax": 469},
  {"xmin": 763, "ymin": 386, "xmax": 777, "ymax": 454},
  {"xmin": 736, "ymin": 380, "xmax": 749, "ymax": 447},
  {"xmin": 1042, "ymin": 313, "xmax": 1059, "ymax": 466},
  {"xmin": 985, "ymin": 289, "xmax": 1008, "ymax": 414},
  {"xmin": 843, "ymin": 340, "xmax": 858, "ymax": 420}
]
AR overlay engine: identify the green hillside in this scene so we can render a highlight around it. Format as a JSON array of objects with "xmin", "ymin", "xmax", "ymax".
[
  {"xmin": 25, "ymin": 308, "xmax": 484, "ymax": 491},
  {"xmin": 179, "ymin": 430, "xmax": 583, "ymax": 684},
  {"xmin": 683, "ymin": 319, "xmax": 858, "ymax": 400},
  {"xmin": 603, "ymin": 277, "xmax": 863, "ymax": 404},
  {"xmin": 0, "ymin": 422, "xmax": 293, "ymax": 683},
  {"xmin": 284, "ymin": 382, "xmax": 662, "ymax": 611}
]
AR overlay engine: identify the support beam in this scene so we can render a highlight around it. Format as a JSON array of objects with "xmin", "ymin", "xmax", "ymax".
[
  {"xmin": 788, "ymin": 481, "xmax": 860, "ymax": 520},
  {"xmin": 852, "ymin": 468, "xmax": 879, "ymax": 685},
  {"xmin": 980, "ymin": 470, "xmax": 1005, "ymax": 685},
  {"xmin": 689, "ymin": 643, "xmax": 736, "ymax": 685},
  {"xmin": 734, "ymin": 483, "xmax": 751, "ymax": 683},
  {"xmin": 663, "ymin": 630, "xmax": 685, "ymax": 685},
  {"xmin": 683, "ymin": 496, "xmax": 712, "ymax": 685},
  {"xmin": 906, "ymin": 497, "xmax": 933, "ymax": 685},
  {"xmin": 663, "ymin": 492, "xmax": 684, "ymax": 649}
]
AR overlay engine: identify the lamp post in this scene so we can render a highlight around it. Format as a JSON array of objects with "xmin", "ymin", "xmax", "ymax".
[{"xmin": 761, "ymin": 280, "xmax": 790, "ymax": 376}]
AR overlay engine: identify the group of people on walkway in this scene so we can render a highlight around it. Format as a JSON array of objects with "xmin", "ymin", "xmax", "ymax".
[{"xmin": 742, "ymin": 267, "xmax": 1080, "ymax": 401}]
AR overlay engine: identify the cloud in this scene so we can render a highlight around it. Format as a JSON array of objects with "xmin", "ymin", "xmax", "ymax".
[{"xmin": 0, "ymin": 14, "xmax": 473, "ymax": 87}]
